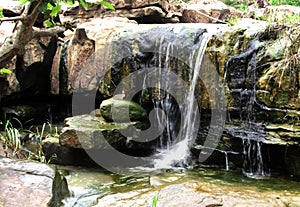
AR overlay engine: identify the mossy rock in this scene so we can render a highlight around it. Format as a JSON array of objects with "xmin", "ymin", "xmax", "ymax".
[{"xmin": 100, "ymin": 98, "xmax": 147, "ymax": 122}]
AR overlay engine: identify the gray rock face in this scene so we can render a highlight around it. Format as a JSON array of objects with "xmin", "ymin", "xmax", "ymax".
[{"xmin": 0, "ymin": 158, "xmax": 68, "ymax": 207}]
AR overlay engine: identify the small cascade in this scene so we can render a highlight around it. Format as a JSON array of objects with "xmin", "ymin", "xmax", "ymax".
[
  {"xmin": 224, "ymin": 151, "xmax": 229, "ymax": 171},
  {"xmin": 242, "ymin": 138, "xmax": 268, "ymax": 177},
  {"xmin": 226, "ymin": 40, "xmax": 270, "ymax": 177}
]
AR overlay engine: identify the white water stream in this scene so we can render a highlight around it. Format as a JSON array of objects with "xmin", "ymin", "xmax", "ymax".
[{"xmin": 154, "ymin": 33, "xmax": 211, "ymax": 168}]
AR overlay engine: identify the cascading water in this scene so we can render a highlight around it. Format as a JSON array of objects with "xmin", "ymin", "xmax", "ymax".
[{"xmin": 153, "ymin": 33, "xmax": 212, "ymax": 168}]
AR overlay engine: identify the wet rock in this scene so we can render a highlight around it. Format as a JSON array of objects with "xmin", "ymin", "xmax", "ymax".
[
  {"xmin": 95, "ymin": 181, "xmax": 293, "ymax": 207},
  {"xmin": 48, "ymin": 168, "xmax": 70, "ymax": 207},
  {"xmin": 256, "ymin": 26, "xmax": 300, "ymax": 111},
  {"xmin": 42, "ymin": 136, "xmax": 98, "ymax": 166},
  {"xmin": 100, "ymin": 98, "xmax": 147, "ymax": 122},
  {"xmin": 285, "ymin": 145, "xmax": 300, "ymax": 176},
  {"xmin": 0, "ymin": 158, "xmax": 68, "ymax": 207},
  {"xmin": 206, "ymin": 21, "xmax": 300, "ymax": 123},
  {"xmin": 1, "ymin": 104, "xmax": 50, "ymax": 122},
  {"xmin": 265, "ymin": 123, "xmax": 300, "ymax": 144}
]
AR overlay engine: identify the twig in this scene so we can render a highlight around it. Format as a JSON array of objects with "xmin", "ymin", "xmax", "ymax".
[{"xmin": 195, "ymin": 10, "xmax": 228, "ymax": 24}]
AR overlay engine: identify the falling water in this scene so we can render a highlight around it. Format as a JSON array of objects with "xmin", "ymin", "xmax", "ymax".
[
  {"xmin": 224, "ymin": 151, "xmax": 229, "ymax": 171},
  {"xmin": 242, "ymin": 138, "xmax": 267, "ymax": 177},
  {"xmin": 226, "ymin": 40, "xmax": 270, "ymax": 177},
  {"xmin": 154, "ymin": 33, "xmax": 211, "ymax": 168},
  {"xmin": 243, "ymin": 45, "xmax": 270, "ymax": 177}
]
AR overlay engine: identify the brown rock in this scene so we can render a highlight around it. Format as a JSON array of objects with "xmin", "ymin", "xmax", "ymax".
[
  {"xmin": 66, "ymin": 17, "xmax": 137, "ymax": 92},
  {"xmin": 182, "ymin": 0, "xmax": 241, "ymax": 23},
  {"xmin": 0, "ymin": 158, "xmax": 53, "ymax": 207}
]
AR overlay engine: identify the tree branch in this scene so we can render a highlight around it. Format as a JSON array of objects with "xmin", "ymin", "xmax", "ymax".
[
  {"xmin": 0, "ymin": 16, "xmax": 26, "ymax": 22},
  {"xmin": 32, "ymin": 26, "xmax": 65, "ymax": 38},
  {"xmin": 22, "ymin": 2, "xmax": 32, "ymax": 16},
  {"xmin": 0, "ymin": 1, "xmax": 41, "ymax": 68},
  {"xmin": 23, "ymin": 0, "xmax": 43, "ymax": 25}
]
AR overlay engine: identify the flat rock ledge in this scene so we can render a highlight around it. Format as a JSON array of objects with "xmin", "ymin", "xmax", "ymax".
[
  {"xmin": 0, "ymin": 158, "xmax": 69, "ymax": 207},
  {"xmin": 59, "ymin": 114, "xmax": 151, "ymax": 151}
]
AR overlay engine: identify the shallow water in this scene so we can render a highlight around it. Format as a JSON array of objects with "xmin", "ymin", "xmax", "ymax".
[{"xmin": 58, "ymin": 166, "xmax": 300, "ymax": 207}]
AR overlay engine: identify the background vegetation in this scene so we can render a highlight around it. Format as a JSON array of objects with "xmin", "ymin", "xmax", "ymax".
[{"xmin": 220, "ymin": 0, "xmax": 300, "ymax": 11}]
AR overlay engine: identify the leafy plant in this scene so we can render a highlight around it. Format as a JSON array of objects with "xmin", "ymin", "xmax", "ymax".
[
  {"xmin": 268, "ymin": 0, "xmax": 300, "ymax": 6},
  {"xmin": 0, "ymin": 117, "xmax": 23, "ymax": 157},
  {"xmin": 27, "ymin": 122, "xmax": 58, "ymax": 163},
  {"xmin": 0, "ymin": 8, "xmax": 3, "ymax": 18},
  {"xmin": 0, "ymin": 68, "xmax": 12, "ymax": 75},
  {"xmin": 152, "ymin": 191, "xmax": 159, "ymax": 207}
]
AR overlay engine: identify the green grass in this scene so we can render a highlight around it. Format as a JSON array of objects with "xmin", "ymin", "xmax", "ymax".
[
  {"xmin": 269, "ymin": 0, "xmax": 300, "ymax": 6},
  {"xmin": 152, "ymin": 191, "xmax": 159, "ymax": 207},
  {"xmin": 0, "ymin": 116, "xmax": 57, "ymax": 163}
]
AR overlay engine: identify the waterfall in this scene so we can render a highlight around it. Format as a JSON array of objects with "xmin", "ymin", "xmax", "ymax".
[
  {"xmin": 96, "ymin": 24, "xmax": 226, "ymax": 171},
  {"xmin": 154, "ymin": 33, "xmax": 211, "ymax": 168}
]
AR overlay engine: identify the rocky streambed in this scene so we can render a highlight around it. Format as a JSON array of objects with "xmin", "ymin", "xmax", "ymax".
[{"xmin": 60, "ymin": 166, "xmax": 300, "ymax": 207}]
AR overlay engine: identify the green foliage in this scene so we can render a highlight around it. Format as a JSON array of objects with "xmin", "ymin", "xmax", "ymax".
[
  {"xmin": 284, "ymin": 13, "xmax": 300, "ymax": 24},
  {"xmin": 0, "ymin": 8, "xmax": 3, "ymax": 18},
  {"xmin": 27, "ymin": 122, "xmax": 57, "ymax": 163},
  {"xmin": 19, "ymin": 0, "xmax": 115, "ymax": 14},
  {"xmin": 0, "ymin": 68, "xmax": 12, "ymax": 75},
  {"xmin": 151, "ymin": 191, "xmax": 159, "ymax": 207},
  {"xmin": 220, "ymin": 0, "xmax": 300, "ymax": 11},
  {"xmin": 268, "ymin": 0, "xmax": 300, "ymax": 6},
  {"xmin": 16, "ymin": 0, "xmax": 115, "ymax": 28},
  {"xmin": 43, "ymin": 19, "xmax": 54, "ymax": 27},
  {"xmin": 100, "ymin": 1, "xmax": 115, "ymax": 10},
  {"xmin": 0, "ymin": 117, "xmax": 23, "ymax": 157},
  {"xmin": 0, "ymin": 115, "xmax": 57, "ymax": 163},
  {"xmin": 220, "ymin": 0, "xmax": 249, "ymax": 11}
]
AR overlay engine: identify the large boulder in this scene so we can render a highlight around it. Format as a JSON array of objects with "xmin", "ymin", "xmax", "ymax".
[
  {"xmin": 100, "ymin": 98, "xmax": 147, "ymax": 122},
  {"xmin": 64, "ymin": 17, "xmax": 137, "ymax": 94},
  {"xmin": 0, "ymin": 158, "xmax": 69, "ymax": 207}
]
